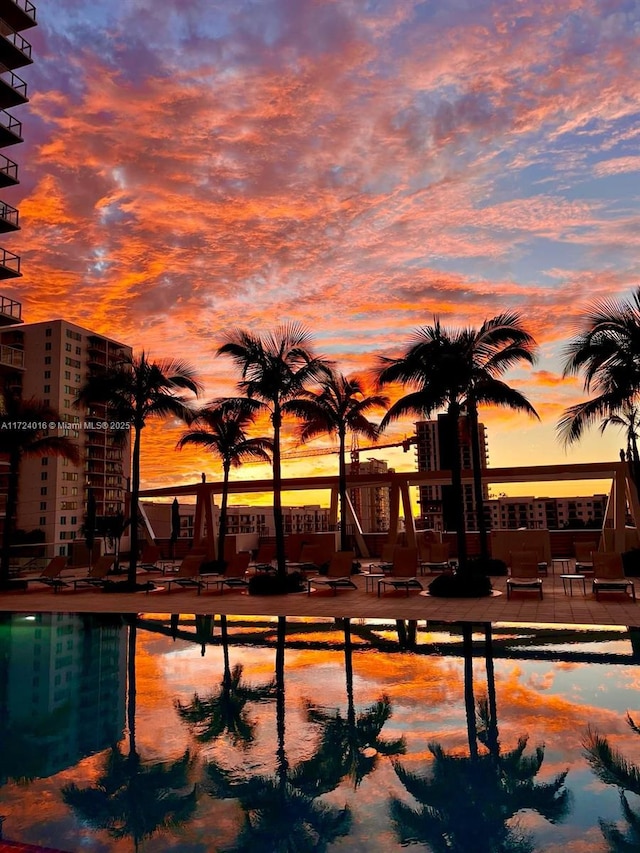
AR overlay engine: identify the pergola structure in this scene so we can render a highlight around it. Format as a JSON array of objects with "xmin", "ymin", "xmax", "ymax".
[{"xmin": 139, "ymin": 460, "xmax": 640, "ymax": 558}]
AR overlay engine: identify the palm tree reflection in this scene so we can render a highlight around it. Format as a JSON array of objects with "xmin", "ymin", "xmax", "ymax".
[
  {"xmin": 390, "ymin": 623, "xmax": 570, "ymax": 852},
  {"xmin": 584, "ymin": 713, "xmax": 640, "ymax": 851},
  {"xmin": 62, "ymin": 616, "xmax": 197, "ymax": 851},
  {"xmin": 296, "ymin": 617, "xmax": 406, "ymax": 793}
]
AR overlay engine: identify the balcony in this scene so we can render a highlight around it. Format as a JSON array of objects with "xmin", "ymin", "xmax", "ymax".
[
  {"xmin": 0, "ymin": 109, "xmax": 21, "ymax": 145},
  {"xmin": 0, "ymin": 246, "xmax": 19, "ymax": 278},
  {"xmin": 0, "ymin": 22, "xmax": 32, "ymax": 70},
  {"xmin": 0, "ymin": 153, "xmax": 17, "ymax": 186},
  {"xmin": 0, "ymin": 66, "xmax": 26, "ymax": 108},
  {"xmin": 0, "ymin": 292, "xmax": 20, "ymax": 321},
  {"xmin": 0, "ymin": 199, "xmax": 18, "ymax": 231},
  {"xmin": 0, "ymin": 341, "xmax": 22, "ymax": 367},
  {"xmin": 0, "ymin": 0, "xmax": 37, "ymax": 32}
]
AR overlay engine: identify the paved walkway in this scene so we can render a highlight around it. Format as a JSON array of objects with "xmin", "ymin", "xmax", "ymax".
[{"xmin": 2, "ymin": 567, "xmax": 640, "ymax": 627}]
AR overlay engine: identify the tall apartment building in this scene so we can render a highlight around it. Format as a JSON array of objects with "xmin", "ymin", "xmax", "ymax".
[
  {"xmin": 415, "ymin": 416, "xmax": 489, "ymax": 531},
  {"xmin": 0, "ymin": 319, "xmax": 132, "ymax": 555},
  {"xmin": 346, "ymin": 458, "xmax": 393, "ymax": 532},
  {"xmin": 0, "ymin": 0, "xmax": 36, "ymax": 282}
]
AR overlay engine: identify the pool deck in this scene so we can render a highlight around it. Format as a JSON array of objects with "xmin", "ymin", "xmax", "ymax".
[{"xmin": 2, "ymin": 566, "xmax": 640, "ymax": 627}]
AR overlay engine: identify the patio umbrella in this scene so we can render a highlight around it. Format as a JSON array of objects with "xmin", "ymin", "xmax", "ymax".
[
  {"xmin": 170, "ymin": 498, "xmax": 180, "ymax": 559},
  {"xmin": 85, "ymin": 488, "xmax": 97, "ymax": 568}
]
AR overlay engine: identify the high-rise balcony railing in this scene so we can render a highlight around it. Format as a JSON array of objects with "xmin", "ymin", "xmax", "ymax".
[
  {"xmin": 0, "ymin": 0, "xmax": 37, "ymax": 32},
  {"xmin": 0, "ymin": 153, "xmax": 17, "ymax": 186},
  {"xmin": 0, "ymin": 67, "xmax": 26, "ymax": 108},
  {"xmin": 0, "ymin": 246, "xmax": 19, "ymax": 278},
  {"xmin": 0, "ymin": 22, "xmax": 32, "ymax": 70},
  {"xmin": 0, "ymin": 292, "xmax": 20, "ymax": 320},
  {"xmin": 0, "ymin": 341, "xmax": 22, "ymax": 367},
  {"xmin": 0, "ymin": 109, "xmax": 21, "ymax": 145},
  {"xmin": 0, "ymin": 199, "xmax": 18, "ymax": 231}
]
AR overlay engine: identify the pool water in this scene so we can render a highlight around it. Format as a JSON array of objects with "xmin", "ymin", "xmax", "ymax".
[{"xmin": 1, "ymin": 613, "xmax": 640, "ymax": 852}]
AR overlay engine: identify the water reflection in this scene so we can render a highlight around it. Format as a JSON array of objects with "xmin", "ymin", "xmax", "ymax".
[{"xmin": 3, "ymin": 615, "xmax": 640, "ymax": 850}]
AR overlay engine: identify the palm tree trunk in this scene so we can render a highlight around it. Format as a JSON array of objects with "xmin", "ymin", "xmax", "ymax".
[
  {"xmin": 448, "ymin": 404, "xmax": 468, "ymax": 570},
  {"xmin": 338, "ymin": 427, "xmax": 348, "ymax": 551},
  {"xmin": 219, "ymin": 463, "xmax": 230, "ymax": 572},
  {"xmin": 126, "ymin": 616, "xmax": 137, "ymax": 758},
  {"xmin": 462, "ymin": 623, "xmax": 478, "ymax": 760},
  {"xmin": 275, "ymin": 616, "xmax": 288, "ymax": 796},
  {"xmin": 484, "ymin": 623, "xmax": 499, "ymax": 760},
  {"xmin": 0, "ymin": 449, "xmax": 19, "ymax": 588},
  {"xmin": 272, "ymin": 404, "xmax": 286, "ymax": 580},
  {"xmin": 344, "ymin": 619, "xmax": 356, "ymax": 731},
  {"xmin": 128, "ymin": 424, "xmax": 142, "ymax": 587},
  {"xmin": 468, "ymin": 404, "xmax": 489, "ymax": 560},
  {"xmin": 220, "ymin": 614, "xmax": 231, "ymax": 688}
]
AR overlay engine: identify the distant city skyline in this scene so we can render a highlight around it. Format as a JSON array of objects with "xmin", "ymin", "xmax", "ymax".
[{"xmin": 6, "ymin": 0, "xmax": 640, "ymax": 495}]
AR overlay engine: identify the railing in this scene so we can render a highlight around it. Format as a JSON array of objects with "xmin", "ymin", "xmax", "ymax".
[
  {"xmin": 0, "ymin": 153, "xmax": 18, "ymax": 182},
  {"xmin": 0, "ymin": 247, "xmax": 20, "ymax": 273},
  {"xmin": 0, "ymin": 109, "xmax": 22, "ymax": 139},
  {"xmin": 0, "ymin": 342, "xmax": 23, "ymax": 366},
  {"xmin": 0, "ymin": 24, "xmax": 32, "ymax": 62},
  {"xmin": 0, "ymin": 68, "xmax": 26, "ymax": 99},
  {"xmin": 11, "ymin": 0, "xmax": 37, "ymax": 21},
  {"xmin": 0, "ymin": 293, "xmax": 20, "ymax": 318},
  {"xmin": 0, "ymin": 200, "xmax": 18, "ymax": 227}
]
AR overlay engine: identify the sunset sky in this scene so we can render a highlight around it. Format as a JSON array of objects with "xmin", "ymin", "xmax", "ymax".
[{"xmin": 6, "ymin": 0, "xmax": 640, "ymax": 498}]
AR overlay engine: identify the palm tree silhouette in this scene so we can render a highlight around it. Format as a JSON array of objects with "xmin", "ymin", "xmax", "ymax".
[
  {"xmin": 62, "ymin": 616, "xmax": 198, "ymax": 851},
  {"xmin": 294, "ymin": 617, "xmax": 405, "ymax": 794},
  {"xmin": 285, "ymin": 372, "xmax": 388, "ymax": 550},
  {"xmin": 583, "ymin": 713, "xmax": 640, "ymax": 851},
  {"xmin": 76, "ymin": 352, "xmax": 202, "ymax": 584},
  {"xmin": 221, "ymin": 617, "xmax": 352, "ymax": 852},
  {"xmin": 177, "ymin": 399, "xmax": 272, "ymax": 570},
  {"xmin": 176, "ymin": 615, "xmax": 275, "ymax": 748},
  {"xmin": 559, "ymin": 288, "xmax": 640, "ymax": 471},
  {"xmin": 218, "ymin": 325, "xmax": 331, "ymax": 577},
  {"xmin": 390, "ymin": 623, "xmax": 569, "ymax": 852},
  {"xmin": 0, "ymin": 390, "xmax": 80, "ymax": 587},
  {"xmin": 377, "ymin": 314, "xmax": 538, "ymax": 565}
]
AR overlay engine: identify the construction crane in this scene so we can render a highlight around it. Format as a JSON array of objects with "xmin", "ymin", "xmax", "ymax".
[{"xmin": 244, "ymin": 436, "xmax": 418, "ymax": 464}]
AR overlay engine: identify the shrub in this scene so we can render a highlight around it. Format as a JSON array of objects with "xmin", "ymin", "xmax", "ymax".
[{"xmin": 428, "ymin": 573, "xmax": 493, "ymax": 598}]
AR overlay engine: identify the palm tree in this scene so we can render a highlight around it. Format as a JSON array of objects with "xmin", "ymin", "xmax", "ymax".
[
  {"xmin": 600, "ymin": 404, "xmax": 640, "ymax": 466},
  {"xmin": 584, "ymin": 714, "xmax": 640, "ymax": 851},
  {"xmin": 76, "ymin": 352, "xmax": 202, "ymax": 586},
  {"xmin": 377, "ymin": 314, "xmax": 538, "ymax": 567},
  {"xmin": 559, "ymin": 288, "xmax": 640, "ymax": 476},
  {"xmin": 0, "ymin": 391, "xmax": 79, "ymax": 588},
  {"xmin": 177, "ymin": 399, "xmax": 272, "ymax": 571},
  {"xmin": 285, "ymin": 372, "xmax": 388, "ymax": 551},
  {"xmin": 218, "ymin": 324, "xmax": 331, "ymax": 577}
]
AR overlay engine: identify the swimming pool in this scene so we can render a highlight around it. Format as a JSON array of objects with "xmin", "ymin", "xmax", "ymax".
[{"xmin": 1, "ymin": 613, "xmax": 639, "ymax": 851}]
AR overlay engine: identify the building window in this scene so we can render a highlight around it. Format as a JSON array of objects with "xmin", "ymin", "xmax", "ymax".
[
  {"xmin": 40, "ymin": 472, "xmax": 47, "ymax": 481},
  {"xmin": 39, "ymin": 516, "xmax": 46, "ymax": 526},
  {"xmin": 70, "ymin": 516, "xmax": 77, "ymax": 525},
  {"xmin": 40, "ymin": 501, "xmax": 46, "ymax": 510},
  {"xmin": 45, "ymin": 328, "xmax": 52, "ymax": 337},
  {"xmin": 65, "ymin": 343, "xmax": 72, "ymax": 352},
  {"xmin": 75, "ymin": 346, "xmax": 81, "ymax": 355},
  {"xmin": 43, "ymin": 385, "xmax": 50, "ymax": 393},
  {"xmin": 60, "ymin": 516, "xmax": 66, "ymax": 525},
  {"xmin": 41, "ymin": 457, "xmax": 48, "ymax": 466},
  {"xmin": 44, "ymin": 356, "xmax": 51, "ymax": 365},
  {"xmin": 45, "ymin": 342, "xmax": 52, "ymax": 351},
  {"xmin": 64, "ymin": 370, "xmax": 70, "ymax": 380},
  {"xmin": 40, "ymin": 487, "xmax": 47, "ymax": 496},
  {"xmin": 44, "ymin": 370, "xmax": 51, "ymax": 379}
]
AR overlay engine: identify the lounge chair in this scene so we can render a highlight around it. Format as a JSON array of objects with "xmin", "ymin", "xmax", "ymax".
[
  {"xmin": 307, "ymin": 551, "xmax": 357, "ymax": 595},
  {"xmin": 592, "ymin": 552, "xmax": 636, "ymax": 601},
  {"xmin": 72, "ymin": 555, "xmax": 115, "ymax": 591},
  {"xmin": 575, "ymin": 540, "xmax": 598, "ymax": 574},
  {"xmin": 162, "ymin": 554, "xmax": 206, "ymax": 592},
  {"xmin": 377, "ymin": 548, "xmax": 422, "ymax": 597},
  {"xmin": 506, "ymin": 551, "xmax": 543, "ymax": 599},
  {"xmin": 198, "ymin": 552, "xmax": 252, "ymax": 595},
  {"xmin": 25, "ymin": 556, "xmax": 69, "ymax": 593},
  {"xmin": 138, "ymin": 545, "xmax": 161, "ymax": 572},
  {"xmin": 251, "ymin": 543, "xmax": 276, "ymax": 573},
  {"xmin": 419, "ymin": 542, "xmax": 452, "ymax": 575},
  {"xmin": 368, "ymin": 543, "xmax": 396, "ymax": 574}
]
